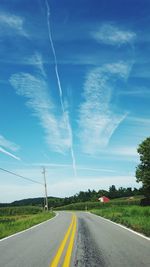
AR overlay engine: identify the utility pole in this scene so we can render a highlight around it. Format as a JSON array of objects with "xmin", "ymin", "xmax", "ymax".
[{"xmin": 42, "ymin": 167, "xmax": 48, "ymax": 211}]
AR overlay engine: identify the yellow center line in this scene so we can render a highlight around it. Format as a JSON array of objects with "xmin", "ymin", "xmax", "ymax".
[
  {"xmin": 62, "ymin": 215, "xmax": 77, "ymax": 267},
  {"xmin": 50, "ymin": 214, "xmax": 75, "ymax": 267}
]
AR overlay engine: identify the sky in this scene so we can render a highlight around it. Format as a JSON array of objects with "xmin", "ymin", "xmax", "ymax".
[{"xmin": 0, "ymin": 0, "xmax": 150, "ymax": 202}]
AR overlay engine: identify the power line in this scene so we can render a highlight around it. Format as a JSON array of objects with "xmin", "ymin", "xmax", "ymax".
[{"xmin": 0, "ymin": 167, "xmax": 43, "ymax": 185}]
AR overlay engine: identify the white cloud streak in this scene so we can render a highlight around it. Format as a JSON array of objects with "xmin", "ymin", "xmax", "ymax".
[
  {"xmin": 0, "ymin": 135, "xmax": 19, "ymax": 152},
  {"xmin": 0, "ymin": 146, "xmax": 20, "ymax": 161},
  {"xmin": 32, "ymin": 162, "xmax": 115, "ymax": 173},
  {"xmin": 0, "ymin": 12, "xmax": 27, "ymax": 37},
  {"xmin": 79, "ymin": 62, "xmax": 131, "ymax": 154},
  {"xmin": 10, "ymin": 72, "xmax": 71, "ymax": 153},
  {"xmin": 45, "ymin": 0, "xmax": 77, "ymax": 176},
  {"xmin": 119, "ymin": 86, "xmax": 150, "ymax": 97},
  {"xmin": 108, "ymin": 146, "xmax": 138, "ymax": 157},
  {"xmin": 92, "ymin": 23, "xmax": 136, "ymax": 45},
  {"xmin": 77, "ymin": 167, "xmax": 116, "ymax": 173},
  {"xmin": 0, "ymin": 135, "xmax": 20, "ymax": 160}
]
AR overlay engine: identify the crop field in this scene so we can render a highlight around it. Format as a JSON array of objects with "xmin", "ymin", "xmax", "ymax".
[
  {"xmin": 55, "ymin": 198, "xmax": 141, "ymax": 211},
  {"xmin": 91, "ymin": 205, "xmax": 150, "ymax": 237},
  {"xmin": 0, "ymin": 206, "xmax": 55, "ymax": 239}
]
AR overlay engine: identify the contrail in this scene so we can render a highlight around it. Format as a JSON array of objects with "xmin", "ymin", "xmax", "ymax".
[
  {"xmin": 45, "ymin": 0, "xmax": 77, "ymax": 177},
  {"xmin": 0, "ymin": 146, "xmax": 20, "ymax": 161}
]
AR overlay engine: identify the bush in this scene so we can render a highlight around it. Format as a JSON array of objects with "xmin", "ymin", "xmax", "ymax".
[
  {"xmin": 0, "ymin": 206, "xmax": 42, "ymax": 216},
  {"xmin": 140, "ymin": 198, "xmax": 150, "ymax": 206}
]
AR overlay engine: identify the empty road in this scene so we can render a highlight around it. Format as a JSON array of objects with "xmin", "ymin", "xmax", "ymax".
[{"xmin": 0, "ymin": 211, "xmax": 150, "ymax": 267}]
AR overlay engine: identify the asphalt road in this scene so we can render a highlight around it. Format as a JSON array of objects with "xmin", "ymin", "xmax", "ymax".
[{"xmin": 0, "ymin": 211, "xmax": 150, "ymax": 267}]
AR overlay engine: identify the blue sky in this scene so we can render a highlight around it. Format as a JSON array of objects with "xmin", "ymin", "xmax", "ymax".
[{"xmin": 0, "ymin": 0, "xmax": 150, "ymax": 202}]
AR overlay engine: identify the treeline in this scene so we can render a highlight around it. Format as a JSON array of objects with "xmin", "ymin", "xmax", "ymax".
[
  {"xmin": 0, "ymin": 185, "xmax": 143, "ymax": 208},
  {"xmin": 51, "ymin": 186, "xmax": 144, "ymax": 208}
]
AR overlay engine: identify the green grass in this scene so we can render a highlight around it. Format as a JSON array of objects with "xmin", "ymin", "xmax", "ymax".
[
  {"xmin": 54, "ymin": 198, "xmax": 140, "ymax": 211},
  {"xmin": 110, "ymin": 195, "xmax": 143, "ymax": 202},
  {"xmin": 0, "ymin": 206, "xmax": 43, "ymax": 216},
  {"xmin": 55, "ymin": 201, "xmax": 101, "ymax": 210},
  {"xmin": 0, "ymin": 206, "xmax": 55, "ymax": 239},
  {"xmin": 91, "ymin": 206, "xmax": 150, "ymax": 237}
]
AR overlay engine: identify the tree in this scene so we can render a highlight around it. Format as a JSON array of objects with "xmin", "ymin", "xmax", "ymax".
[
  {"xmin": 136, "ymin": 137, "xmax": 150, "ymax": 197},
  {"xmin": 109, "ymin": 185, "xmax": 118, "ymax": 198}
]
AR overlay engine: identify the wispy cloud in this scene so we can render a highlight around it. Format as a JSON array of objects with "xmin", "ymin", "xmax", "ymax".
[
  {"xmin": 119, "ymin": 86, "xmax": 150, "ymax": 97},
  {"xmin": 78, "ymin": 61, "xmax": 131, "ymax": 154},
  {"xmin": 27, "ymin": 52, "xmax": 46, "ymax": 77},
  {"xmin": 105, "ymin": 61, "xmax": 132, "ymax": 78},
  {"xmin": 77, "ymin": 167, "xmax": 116, "ymax": 173},
  {"xmin": 32, "ymin": 163, "xmax": 72, "ymax": 168},
  {"xmin": 128, "ymin": 116, "xmax": 150, "ymax": 125},
  {"xmin": 108, "ymin": 146, "xmax": 138, "ymax": 157},
  {"xmin": 31, "ymin": 162, "xmax": 115, "ymax": 173},
  {"xmin": 10, "ymin": 72, "xmax": 71, "ymax": 153},
  {"xmin": 92, "ymin": 23, "xmax": 136, "ymax": 45},
  {"xmin": 0, "ymin": 135, "xmax": 19, "ymax": 152},
  {"xmin": 0, "ymin": 135, "xmax": 20, "ymax": 160},
  {"xmin": 0, "ymin": 12, "xmax": 27, "ymax": 37},
  {"xmin": 0, "ymin": 147, "xmax": 20, "ymax": 161}
]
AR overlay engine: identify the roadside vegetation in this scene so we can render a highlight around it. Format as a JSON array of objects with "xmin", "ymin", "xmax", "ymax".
[
  {"xmin": 0, "ymin": 206, "xmax": 55, "ymax": 239},
  {"xmin": 91, "ymin": 206, "xmax": 150, "ymax": 237},
  {"xmin": 54, "ymin": 196, "xmax": 142, "ymax": 211}
]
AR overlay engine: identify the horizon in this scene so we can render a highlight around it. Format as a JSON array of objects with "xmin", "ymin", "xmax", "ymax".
[
  {"xmin": 0, "ymin": 0, "xmax": 150, "ymax": 202},
  {"xmin": 0, "ymin": 185, "xmax": 142, "ymax": 204}
]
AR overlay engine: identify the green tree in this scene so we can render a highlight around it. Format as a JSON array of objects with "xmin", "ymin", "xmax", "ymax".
[
  {"xmin": 109, "ymin": 185, "xmax": 118, "ymax": 198},
  {"xmin": 136, "ymin": 137, "xmax": 150, "ymax": 197}
]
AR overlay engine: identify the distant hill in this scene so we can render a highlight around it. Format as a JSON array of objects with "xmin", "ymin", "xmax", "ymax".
[
  {"xmin": 0, "ymin": 196, "xmax": 63, "ymax": 208},
  {"xmin": 12, "ymin": 196, "xmax": 64, "ymax": 208}
]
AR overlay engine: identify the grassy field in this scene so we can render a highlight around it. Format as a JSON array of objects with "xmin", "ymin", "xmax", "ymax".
[
  {"xmin": 54, "ymin": 198, "xmax": 141, "ymax": 211},
  {"xmin": 0, "ymin": 206, "xmax": 55, "ymax": 239},
  {"xmin": 91, "ymin": 206, "xmax": 150, "ymax": 237}
]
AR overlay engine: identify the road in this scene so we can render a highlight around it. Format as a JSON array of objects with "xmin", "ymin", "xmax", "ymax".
[{"xmin": 0, "ymin": 211, "xmax": 150, "ymax": 267}]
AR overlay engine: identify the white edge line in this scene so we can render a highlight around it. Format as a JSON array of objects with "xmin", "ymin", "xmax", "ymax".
[
  {"xmin": 0, "ymin": 212, "xmax": 59, "ymax": 242},
  {"xmin": 88, "ymin": 212, "xmax": 150, "ymax": 241}
]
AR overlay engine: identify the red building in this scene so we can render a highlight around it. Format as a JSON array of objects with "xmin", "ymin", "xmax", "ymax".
[{"xmin": 98, "ymin": 196, "xmax": 110, "ymax": 203}]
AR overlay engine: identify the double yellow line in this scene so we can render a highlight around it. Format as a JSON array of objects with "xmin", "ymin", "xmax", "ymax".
[{"xmin": 50, "ymin": 214, "xmax": 77, "ymax": 267}]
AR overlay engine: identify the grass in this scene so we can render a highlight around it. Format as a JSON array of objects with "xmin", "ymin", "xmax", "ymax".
[
  {"xmin": 55, "ymin": 201, "xmax": 101, "ymax": 210},
  {"xmin": 0, "ymin": 206, "xmax": 43, "ymax": 216},
  {"xmin": 54, "ymin": 198, "xmax": 141, "ymax": 211},
  {"xmin": 0, "ymin": 206, "xmax": 55, "ymax": 239},
  {"xmin": 91, "ymin": 205, "xmax": 150, "ymax": 237}
]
